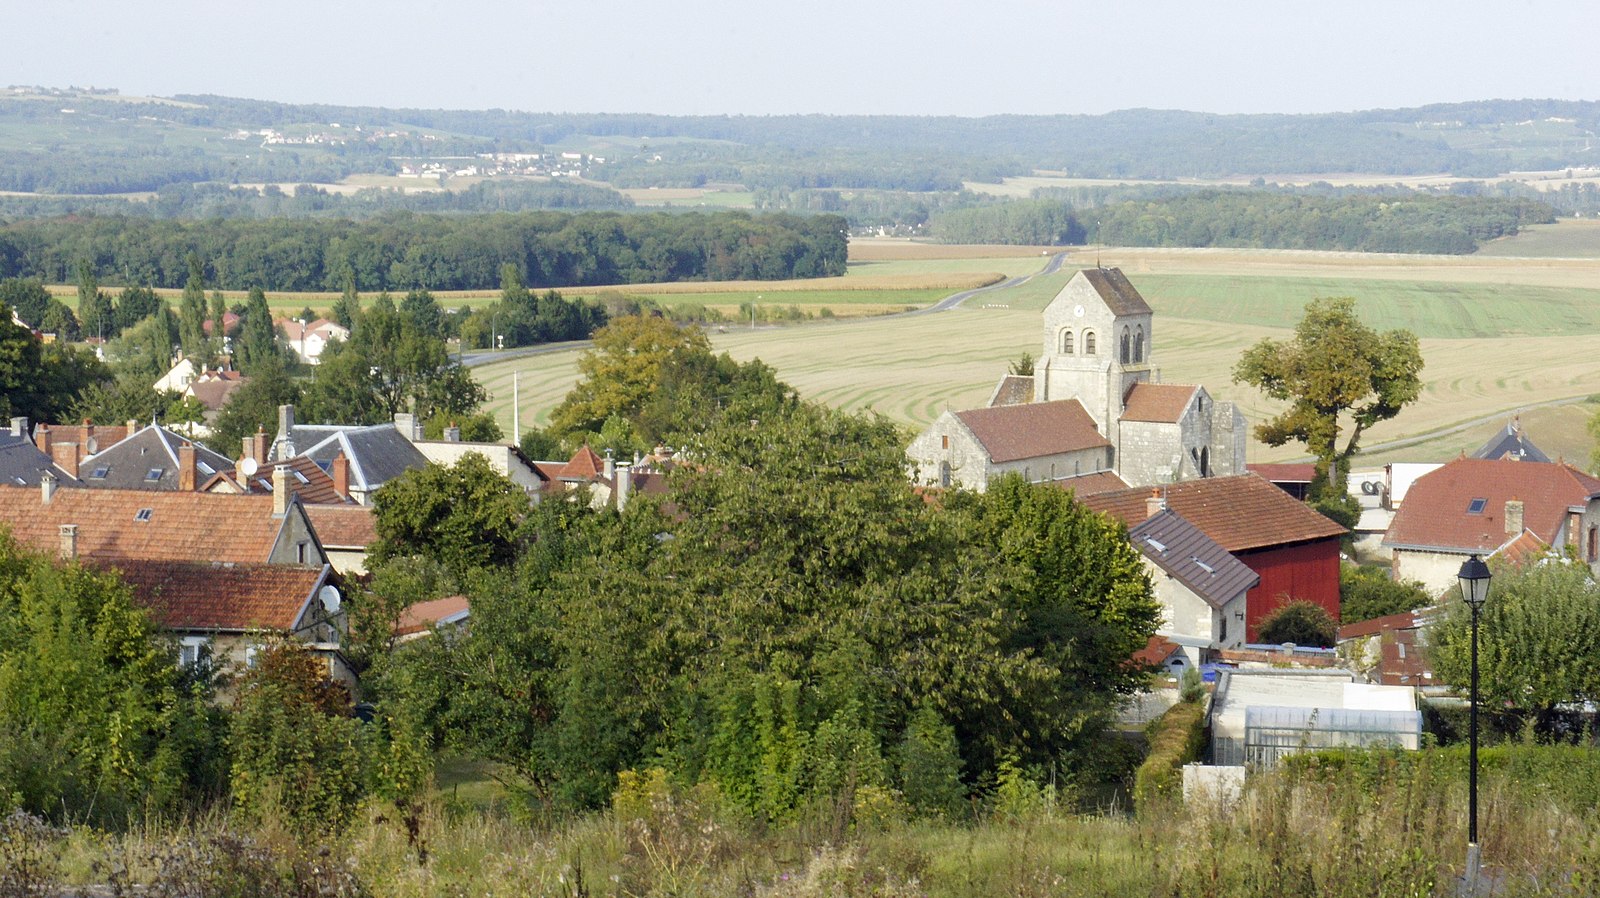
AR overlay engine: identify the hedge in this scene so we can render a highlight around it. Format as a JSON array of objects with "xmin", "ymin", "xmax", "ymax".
[{"xmin": 1132, "ymin": 699, "xmax": 1207, "ymax": 813}]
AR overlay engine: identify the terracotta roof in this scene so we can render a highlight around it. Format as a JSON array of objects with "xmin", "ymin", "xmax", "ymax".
[
  {"xmin": 952, "ymin": 399, "xmax": 1110, "ymax": 464},
  {"xmin": 1049, "ymin": 469, "xmax": 1129, "ymax": 497},
  {"xmin": 0, "ymin": 485, "xmax": 289, "ymax": 563},
  {"xmin": 202, "ymin": 313, "xmax": 239, "ymax": 337},
  {"xmin": 278, "ymin": 318, "xmax": 348, "ymax": 341},
  {"xmin": 1493, "ymin": 529, "xmax": 1553, "ymax": 567},
  {"xmin": 395, "ymin": 595, "xmax": 470, "ymax": 637},
  {"xmin": 1383, "ymin": 458, "xmax": 1600, "ymax": 553},
  {"xmin": 203, "ymin": 455, "xmax": 347, "ymax": 505},
  {"xmin": 1120, "ymin": 383, "xmax": 1197, "ymax": 423},
  {"xmin": 987, "ymin": 374, "xmax": 1035, "ymax": 408},
  {"xmin": 1337, "ymin": 609, "xmax": 1426, "ymax": 642},
  {"xmin": 305, "ymin": 504, "xmax": 377, "ymax": 548},
  {"xmin": 113, "ymin": 560, "xmax": 326, "ymax": 632},
  {"xmin": 187, "ymin": 377, "xmax": 248, "ymax": 412},
  {"xmin": 1334, "ymin": 609, "xmax": 1435, "ymax": 686},
  {"xmin": 562, "ymin": 446, "xmax": 606, "ymax": 480},
  {"xmin": 1129, "ymin": 508, "xmax": 1259, "ymax": 608},
  {"xmin": 1247, "ymin": 463, "xmax": 1317, "ymax": 484},
  {"xmin": 1081, "ymin": 474, "xmax": 1347, "ymax": 553},
  {"xmin": 1133, "ymin": 635, "xmax": 1184, "ymax": 666},
  {"xmin": 1078, "ymin": 268, "xmax": 1153, "ymax": 316}
]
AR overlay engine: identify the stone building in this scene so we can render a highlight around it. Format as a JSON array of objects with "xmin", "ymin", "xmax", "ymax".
[{"xmin": 908, "ymin": 267, "xmax": 1246, "ymax": 491}]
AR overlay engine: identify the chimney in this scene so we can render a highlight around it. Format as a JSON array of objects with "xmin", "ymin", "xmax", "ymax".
[
  {"xmin": 125, "ymin": 419, "xmax": 139, "ymax": 439},
  {"xmin": 393, "ymin": 412, "xmax": 419, "ymax": 442},
  {"xmin": 444, "ymin": 423, "xmax": 461, "ymax": 443},
  {"xmin": 616, "ymin": 462, "xmax": 633, "ymax": 511},
  {"xmin": 50, "ymin": 441, "xmax": 81, "ymax": 479},
  {"xmin": 252, "ymin": 428, "xmax": 270, "ymax": 466},
  {"xmin": 331, "ymin": 452, "xmax": 350, "ymax": 500},
  {"xmin": 178, "ymin": 442, "xmax": 197, "ymax": 491},
  {"xmin": 1146, "ymin": 487, "xmax": 1165, "ymax": 520},
  {"xmin": 58, "ymin": 524, "xmax": 77, "ymax": 561},
  {"xmin": 603, "ymin": 449, "xmax": 615, "ymax": 482},
  {"xmin": 1505, "ymin": 499, "xmax": 1524, "ymax": 537},
  {"xmin": 273, "ymin": 404, "xmax": 297, "ymax": 460},
  {"xmin": 41, "ymin": 471, "xmax": 57, "ymax": 504},
  {"xmin": 8, "ymin": 416, "xmax": 25, "ymax": 438},
  {"xmin": 272, "ymin": 464, "xmax": 294, "ymax": 516},
  {"xmin": 34, "ymin": 423, "xmax": 49, "ymax": 453}
]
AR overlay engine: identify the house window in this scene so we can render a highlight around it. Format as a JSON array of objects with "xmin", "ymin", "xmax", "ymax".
[
  {"xmin": 1135, "ymin": 326, "xmax": 1145, "ymax": 362},
  {"xmin": 941, "ymin": 434, "xmax": 949, "ymax": 449},
  {"xmin": 296, "ymin": 541, "xmax": 308, "ymax": 564},
  {"xmin": 145, "ymin": 468, "xmax": 164, "ymax": 481},
  {"xmin": 1084, "ymin": 331, "xmax": 1097, "ymax": 355},
  {"xmin": 938, "ymin": 461, "xmax": 951, "ymax": 488},
  {"xmin": 1220, "ymin": 616, "xmax": 1228, "ymax": 643},
  {"xmin": 134, "ymin": 508, "xmax": 153, "ymax": 522},
  {"xmin": 1120, "ymin": 327, "xmax": 1131, "ymax": 364},
  {"xmin": 89, "ymin": 467, "xmax": 109, "ymax": 479},
  {"xmin": 1467, "ymin": 498, "xmax": 1488, "ymax": 514},
  {"xmin": 1589, "ymin": 525, "xmax": 1598, "ymax": 562},
  {"xmin": 178, "ymin": 636, "xmax": 208, "ymax": 668},
  {"xmin": 1060, "ymin": 330, "xmax": 1074, "ymax": 355}
]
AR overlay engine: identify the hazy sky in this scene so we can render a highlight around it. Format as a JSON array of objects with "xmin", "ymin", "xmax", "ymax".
[{"xmin": 4, "ymin": 0, "xmax": 1593, "ymax": 116}]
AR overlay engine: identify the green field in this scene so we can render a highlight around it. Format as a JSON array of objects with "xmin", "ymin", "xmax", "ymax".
[
  {"xmin": 1475, "ymin": 218, "xmax": 1600, "ymax": 258},
  {"xmin": 570, "ymin": 286, "xmax": 952, "ymax": 314}
]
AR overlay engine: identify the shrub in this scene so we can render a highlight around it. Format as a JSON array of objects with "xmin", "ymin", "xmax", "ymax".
[
  {"xmin": 1257, "ymin": 599, "xmax": 1337, "ymax": 647},
  {"xmin": 894, "ymin": 705, "xmax": 965, "ymax": 820},
  {"xmin": 1340, "ymin": 564, "xmax": 1429, "ymax": 623},
  {"xmin": 1132, "ymin": 700, "xmax": 1207, "ymax": 812}
]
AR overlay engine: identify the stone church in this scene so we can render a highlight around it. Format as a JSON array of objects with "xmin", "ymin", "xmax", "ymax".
[{"xmin": 908, "ymin": 267, "xmax": 1246, "ymax": 491}]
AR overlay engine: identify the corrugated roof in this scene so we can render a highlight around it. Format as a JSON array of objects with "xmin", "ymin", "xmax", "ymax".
[
  {"xmin": 987, "ymin": 374, "xmax": 1035, "ymax": 408},
  {"xmin": 0, "ymin": 485, "xmax": 290, "ymax": 563},
  {"xmin": 1079, "ymin": 267, "xmax": 1153, "ymax": 316},
  {"xmin": 1121, "ymin": 383, "xmax": 1197, "ymax": 423},
  {"xmin": 1383, "ymin": 458, "xmax": 1600, "ymax": 553},
  {"xmin": 115, "ymin": 560, "xmax": 326, "ymax": 632},
  {"xmin": 1130, "ymin": 508, "xmax": 1260, "ymax": 608},
  {"xmin": 1082, "ymin": 474, "xmax": 1347, "ymax": 552},
  {"xmin": 953, "ymin": 399, "xmax": 1110, "ymax": 464}
]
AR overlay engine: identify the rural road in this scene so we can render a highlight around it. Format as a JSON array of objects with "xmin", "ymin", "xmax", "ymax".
[{"xmin": 461, "ymin": 251, "xmax": 1072, "ymax": 367}]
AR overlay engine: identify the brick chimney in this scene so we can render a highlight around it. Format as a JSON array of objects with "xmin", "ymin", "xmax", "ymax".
[
  {"xmin": 331, "ymin": 452, "xmax": 350, "ymax": 500},
  {"xmin": 1505, "ymin": 499, "xmax": 1524, "ymax": 537},
  {"xmin": 252, "ymin": 428, "xmax": 270, "ymax": 467},
  {"xmin": 58, "ymin": 524, "xmax": 77, "ymax": 560},
  {"xmin": 34, "ymin": 423, "xmax": 49, "ymax": 453},
  {"xmin": 50, "ymin": 441, "xmax": 81, "ymax": 479},
  {"xmin": 125, "ymin": 418, "xmax": 138, "ymax": 438},
  {"xmin": 272, "ymin": 464, "xmax": 294, "ymax": 516},
  {"xmin": 81, "ymin": 418, "xmax": 95, "ymax": 455},
  {"xmin": 1146, "ymin": 487, "xmax": 1165, "ymax": 520},
  {"xmin": 41, "ymin": 471, "xmax": 57, "ymax": 504},
  {"xmin": 178, "ymin": 442, "xmax": 197, "ymax": 491}
]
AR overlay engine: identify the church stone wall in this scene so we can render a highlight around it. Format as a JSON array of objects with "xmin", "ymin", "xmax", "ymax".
[
  {"xmin": 1209, "ymin": 402, "xmax": 1248, "ymax": 477},
  {"xmin": 906, "ymin": 413, "xmax": 993, "ymax": 491}
]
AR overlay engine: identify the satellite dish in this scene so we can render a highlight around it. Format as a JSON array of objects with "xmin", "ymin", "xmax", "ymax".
[
  {"xmin": 319, "ymin": 584, "xmax": 341, "ymax": 613},
  {"xmin": 240, "ymin": 457, "xmax": 259, "ymax": 477}
]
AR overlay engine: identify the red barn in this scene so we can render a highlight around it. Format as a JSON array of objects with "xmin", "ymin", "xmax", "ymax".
[{"xmin": 1082, "ymin": 473, "xmax": 1347, "ymax": 642}]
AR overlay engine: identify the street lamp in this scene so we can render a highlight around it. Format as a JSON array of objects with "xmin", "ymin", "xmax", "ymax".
[{"xmin": 1457, "ymin": 553, "xmax": 1492, "ymax": 895}]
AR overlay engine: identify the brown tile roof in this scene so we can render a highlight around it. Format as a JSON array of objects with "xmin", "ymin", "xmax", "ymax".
[
  {"xmin": 953, "ymin": 399, "xmax": 1110, "ymax": 464},
  {"xmin": 0, "ymin": 485, "xmax": 288, "ymax": 563},
  {"xmin": 1247, "ymin": 463, "xmax": 1318, "ymax": 484},
  {"xmin": 1133, "ymin": 635, "xmax": 1183, "ymax": 666},
  {"xmin": 1079, "ymin": 267, "xmax": 1153, "ymax": 316},
  {"xmin": 1120, "ymin": 383, "xmax": 1197, "ymax": 423},
  {"xmin": 1493, "ymin": 529, "xmax": 1552, "ymax": 567},
  {"xmin": 187, "ymin": 377, "xmax": 248, "ymax": 412},
  {"xmin": 395, "ymin": 594, "xmax": 470, "ymax": 637},
  {"xmin": 987, "ymin": 374, "xmax": 1035, "ymax": 408},
  {"xmin": 1081, "ymin": 474, "xmax": 1347, "ymax": 553},
  {"xmin": 1383, "ymin": 458, "xmax": 1600, "ymax": 553},
  {"xmin": 1049, "ymin": 469, "xmax": 1129, "ymax": 497},
  {"xmin": 304, "ymin": 504, "xmax": 377, "ymax": 548},
  {"xmin": 203, "ymin": 455, "xmax": 347, "ymax": 505},
  {"xmin": 113, "ymin": 560, "xmax": 326, "ymax": 632}
]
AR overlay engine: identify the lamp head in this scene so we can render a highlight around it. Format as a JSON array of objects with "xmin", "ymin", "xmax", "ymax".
[{"xmin": 1458, "ymin": 554, "xmax": 1492, "ymax": 610}]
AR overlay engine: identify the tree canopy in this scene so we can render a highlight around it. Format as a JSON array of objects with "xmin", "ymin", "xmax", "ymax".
[{"xmin": 1233, "ymin": 297, "xmax": 1422, "ymax": 508}]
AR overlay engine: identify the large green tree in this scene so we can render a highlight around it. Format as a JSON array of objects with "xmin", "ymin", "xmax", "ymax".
[
  {"xmin": 210, "ymin": 358, "xmax": 302, "ymax": 452},
  {"xmin": 1233, "ymin": 297, "xmax": 1422, "ymax": 509},
  {"xmin": 0, "ymin": 278, "xmax": 51, "ymax": 328},
  {"xmin": 177, "ymin": 256, "xmax": 209, "ymax": 363},
  {"xmin": 235, "ymin": 286, "xmax": 278, "ymax": 375},
  {"xmin": 369, "ymin": 453, "xmax": 531, "ymax": 578}
]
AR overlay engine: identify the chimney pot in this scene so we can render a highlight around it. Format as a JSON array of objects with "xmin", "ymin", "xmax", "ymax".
[
  {"xmin": 58, "ymin": 524, "xmax": 77, "ymax": 560},
  {"xmin": 1145, "ymin": 487, "xmax": 1165, "ymax": 520}
]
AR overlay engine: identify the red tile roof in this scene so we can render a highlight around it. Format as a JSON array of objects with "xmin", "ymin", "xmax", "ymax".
[
  {"xmin": 1247, "ymin": 463, "xmax": 1318, "ymax": 484},
  {"xmin": 1493, "ymin": 529, "xmax": 1552, "ymax": 567},
  {"xmin": 953, "ymin": 399, "xmax": 1110, "ymax": 464},
  {"xmin": 1120, "ymin": 383, "xmax": 1197, "ymax": 423},
  {"xmin": 1081, "ymin": 474, "xmax": 1347, "ymax": 552},
  {"xmin": 203, "ymin": 455, "xmax": 347, "ymax": 505},
  {"xmin": 34, "ymin": 422, "xmax": 132, "ymax": 456},
  {"xmin": 112, "ymin": 560, "xmax": 326, "ymax": 632},
  {"xmin": 563, "ymin": 446, "xmax": 606, "ymax": 480},
  {"xmin": 304, "ymin": 504, "xmax": 377, "ymax": 548},
  {"xmin": 395, "ymin": 594, "xmax": 470, "ymax": 637},
  {"xmin": 0, "ymin": 484, "xmax": 289, "ymax": 563},
  {"xmin": 1384, "ymin": 458, "xmax": 1600, "ymax": 553},
  {"xmin": 1133, "ymin": 635, "xmax": 1183, "ymax": 666},
  {"xmin": 1049, "ymin": 469, "xmax": 1129, "ymax": 497}
]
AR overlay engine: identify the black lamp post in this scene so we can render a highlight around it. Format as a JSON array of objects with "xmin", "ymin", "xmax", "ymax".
[{"xmin": 1458, "ymin": 553, "xmax": 1492, "ymax": 893}]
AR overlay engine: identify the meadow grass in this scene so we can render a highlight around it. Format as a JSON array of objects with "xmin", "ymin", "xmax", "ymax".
[{"xmin": 1476, "ymin": 218, "xmax": 1600, "ymax": 258}]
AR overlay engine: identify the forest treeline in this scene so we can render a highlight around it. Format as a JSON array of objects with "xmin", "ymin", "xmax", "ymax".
[
  {"xmin": 930, "ymin": 193, "xmax": 1555, "ymax": 253},
  {"xmin": 0, "ymin": 210, "xmax": 849, "ymax": 291}
]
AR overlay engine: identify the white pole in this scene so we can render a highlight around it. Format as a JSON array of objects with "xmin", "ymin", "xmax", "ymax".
[{"xmin": 512, "ymin": 371, "xmax": 520, "ymax": 441}]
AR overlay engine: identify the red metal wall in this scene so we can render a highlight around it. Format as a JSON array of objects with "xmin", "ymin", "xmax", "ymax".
[{"xmin": 1238, "ymin": 538, "xmax": 1342, "ymax": 643}]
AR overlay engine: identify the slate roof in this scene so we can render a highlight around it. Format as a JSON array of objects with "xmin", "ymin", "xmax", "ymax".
[
  {"xmin": 1121, "ymin": 383, "xmax": 1198, "ymax": 423},
  {"xmin": 1079, "ymin": 267, "xmax": 1153, "ymax": 316},
  {"xmin": 987, "ymin": 374, "xmax": 1035, "ymax": 408},
  {"xmin": 1082, "ymin": 474, "xmax": 1348, "ymax": 553},
  {"xmin": 296, "ymin": 424, "xmax": 427, "ymax": 494},
  {"xmin": 79, "ymin": 426, "xmax": 234, "ymax": 491},
  {"xmin": 0, "ymin": 433, "xmax": 81, "ymax": 487},
  {"xmin": 1472, "ymin": 420, "xmax": 1550, "ymax": 463},
  {"xmin": 0, "ymin": 485, "xmax": 291, "ymax": 563},
  {"xmin": 115, "ymin": 560, "xmax": 328, "ymax": 632},
  {"xmin": 305, "ymin": 504, "xmax": 377, "ymax": 549},
  {"xmin": 1384, "ymin": 457, "xmax": 1600, "ymax": 553},
  {"xmin": 953, "ymin": 399, "xmax": 1110, "ymax": 464},
  {"xmin": 1049, "ymin": 469, "xmax": 1129, "ymax": 497},
  {"xmin": 1129, "ymin": 508, "xmax": 1260, "ymax": 609},
  {"xmin": 202, "ymin": 454, "xmax": 347, "ymax": 505}
]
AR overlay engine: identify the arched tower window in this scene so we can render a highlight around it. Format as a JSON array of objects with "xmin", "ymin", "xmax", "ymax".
[
  {"xmin": 1120, "ymin": 327, "xmax": 1131, "ymax": 364},
  {"xmin": 1084, "ymin": 331, "xmax": 1097, "ymax": 355},
  {"xmin": 1060, "ymin": 329, "xmax": 1074, "ymax": 355},
  {"xmin": 1134, "ymin": 326, "xmax": 1145, "ymax": 362}
]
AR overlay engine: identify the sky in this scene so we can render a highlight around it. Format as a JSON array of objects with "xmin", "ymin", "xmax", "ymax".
[{"xmin": 3, "ymin": 0, "xmax": 1594, "ymax": 116}]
